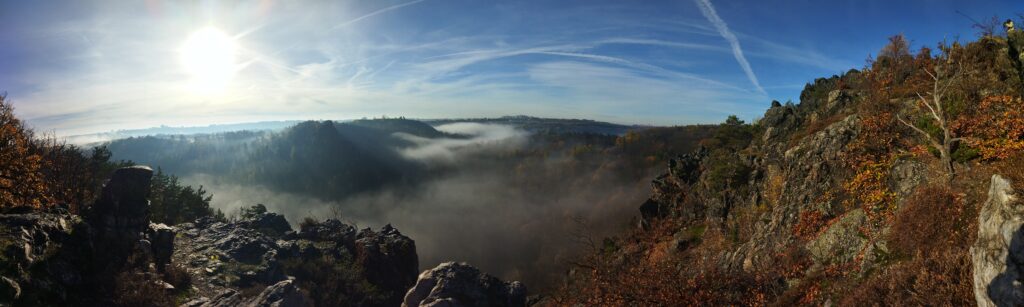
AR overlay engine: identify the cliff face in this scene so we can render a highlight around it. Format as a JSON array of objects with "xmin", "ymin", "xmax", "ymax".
[{"xmin": 639, "ymin": 85, "xmax": 872, "ymax": 274}]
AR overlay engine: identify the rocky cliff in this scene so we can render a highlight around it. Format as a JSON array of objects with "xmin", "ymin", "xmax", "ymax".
[{"xmin": 550, "ymin": 66, "xmax": 1001, "ymax": 305}]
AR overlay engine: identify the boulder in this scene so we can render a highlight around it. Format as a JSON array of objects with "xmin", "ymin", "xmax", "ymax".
[
  {"xmin": 148, "ymin": 223, "xmax": 175, "ymax": 272},
  {"xmin": 806, "ymin": 209, "xmax": 866, "ymax": 265},
  {"xmin": 403, "ymin": 262, "xmax": 526, "ymax": 307},
  {"xmin": 889, "ymin": 159, "xmax": 927, "ymax": 201},
  {"xmin": 972, "ymin": 175, "xmax": 1024, "ymax": 307}
]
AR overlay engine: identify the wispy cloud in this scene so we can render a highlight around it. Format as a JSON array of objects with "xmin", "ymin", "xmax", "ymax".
[
  {"xmin": 3, "ymin": 0, "xmax": 865, "ymax": 136},
  {"xmin": 333, "ymin": 0, "xmax": 427, "ymax": 30},
  {"xmin": 693, "ymin": 0, "xmax": 767, "ymax": 96}
]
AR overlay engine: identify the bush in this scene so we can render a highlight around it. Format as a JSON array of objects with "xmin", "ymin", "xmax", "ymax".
[
  {"xmin": 299, "ymin": 217, "xmax": 319, "ymax": 231},
  {"xmin": 162, "ymin": 265, "xmax": 192, "ymax": 292},
  {"xmin": 840, "ymin": 249, "xmax": 973, "ymax": 306},
  {"xmin": 887, "ymin": 185, "xmax": 970, "ymax": 256},
  {"xmin": 112, "ymin": 270, "xmax": 175, "ymax": 307},
  {"xmin": 281, "ymin": 255, "xmax": 387, "ymax": 306}
]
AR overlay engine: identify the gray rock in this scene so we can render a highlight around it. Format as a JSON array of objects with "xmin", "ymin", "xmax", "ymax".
[
  {"xmin": 889, "ymin": 159, "xmax": 927, "ymax": 201},
  {"xmin": 246, "ymin": 279, "xmax": 310, "ymax": 307},
  {"xmin": 238, "ymin": 211, "xmax": 292, "ymax": 238},
  {"xmin": 403, "ymin": 262, "xmax": 526, "ymax": 307},
  {"xmin": 807, "ymin": 209, "xmax": 866, "ymax": 265},
  {"xmin": 972, "ymin": 175, "xmax": 1024, "ymax": 307}
]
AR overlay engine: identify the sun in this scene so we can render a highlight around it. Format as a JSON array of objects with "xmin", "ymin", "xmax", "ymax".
[{"xmin": 180, "ymin": 27, "xmax": 237, "ymax": 93}]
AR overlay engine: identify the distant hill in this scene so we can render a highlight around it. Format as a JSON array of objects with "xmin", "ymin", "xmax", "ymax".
[
  {"xmin": 65, "ymin": 120, "xmax": 302, "ymax": 145},
  {"xmin": 423, "ymin": 115, "xmax": 643, "ymax": 135},
  {"xmin": 70, "ymin": 116, "xmax": 638, "ymax": 146},
  {"xmin": 106, "ymin": 120, "xmax": 425, "ymax": 200}
]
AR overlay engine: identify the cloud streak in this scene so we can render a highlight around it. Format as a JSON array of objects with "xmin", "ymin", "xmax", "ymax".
[
  {"xmin": 333, "ymin": 0, "xmax": 427, "ymax": 30},
  {"xmin": 693, "ymin": 0, "xmax": 767, "ymax": 96}
]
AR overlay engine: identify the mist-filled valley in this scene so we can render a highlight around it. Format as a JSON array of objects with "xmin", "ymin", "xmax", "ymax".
[{"xmin": 104, "ymin": 116, "xmax": 714, "ymax": 288}]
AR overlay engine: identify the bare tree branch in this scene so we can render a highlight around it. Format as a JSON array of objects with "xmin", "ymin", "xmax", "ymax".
[{"xmin": 897, "ymin": 116, "xmax": 943, "ymax": 150}]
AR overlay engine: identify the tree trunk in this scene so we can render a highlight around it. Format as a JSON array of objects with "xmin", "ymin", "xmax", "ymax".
[{"xmin": 940, "ymin": 140, "xmax": 955, "ymax": 183}]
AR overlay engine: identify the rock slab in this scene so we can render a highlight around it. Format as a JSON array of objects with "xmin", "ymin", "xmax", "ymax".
[
  {"xmin": 403, "ymin": 262, "xmax": 526, "ymax": 307},
  {"xmin": 972, "ymin": 175, "xmax": 1024, "ymax": 307}
]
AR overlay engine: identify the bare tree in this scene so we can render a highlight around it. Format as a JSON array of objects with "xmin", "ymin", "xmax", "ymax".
[
  {"xmin": 565, "ymin": 215, "xmax": 600, "ymax": 270},
  {"xmin": 896, "ymin": 59, "xmax": 963, "ymax": 182}
]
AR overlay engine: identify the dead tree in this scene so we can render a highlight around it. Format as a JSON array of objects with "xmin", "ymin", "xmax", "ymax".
[{"xmin": 896, "ymin": 59, "xmax": 963, "ymax": 182}]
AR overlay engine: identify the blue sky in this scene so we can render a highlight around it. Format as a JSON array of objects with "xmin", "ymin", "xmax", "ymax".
[{"xmin": 1, "ymin": 0, "xmax": 1021, "ymax": 136}]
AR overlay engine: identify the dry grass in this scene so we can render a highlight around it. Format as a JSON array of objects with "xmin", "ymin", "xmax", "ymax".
[{"xmin": 112, "ymin": 270, "xmax": 175, "ymax": 307}]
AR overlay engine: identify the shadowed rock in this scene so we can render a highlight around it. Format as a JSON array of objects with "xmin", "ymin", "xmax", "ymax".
[
  {"xmin": 403, "ymin": 262, "xmax": 526, "ymax": 307},
  {"xmin": 90, "ymin": 166, "xmax": 154, "ymax": 268}
]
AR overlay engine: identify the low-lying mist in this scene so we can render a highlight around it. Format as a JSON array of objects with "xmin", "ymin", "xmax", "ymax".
[{"xmin": 182, "ymin": 123, "xmax": 653, "ymax": 289}]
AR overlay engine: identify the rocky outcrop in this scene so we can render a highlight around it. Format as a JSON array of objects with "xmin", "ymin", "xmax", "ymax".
[
  {"xmin": 175, "ymin": 216, "xmax": 286, "ymax": 298},
  {"xmin": 403, "ymin": 262, "xmax": 526, "ymax": 307},
  {"xmin": 237, "ymin": 204, "xmax": 292, "ymax": 237},
  {"xmin": 0, "ymin": 209, "xmax": 91, "ymax": 305},
  {"xmin": 354, "ymin": 224, "xmax": 420, "ymax": 297},
  {"xmin": 972, "ymin": 175, "xmax": 1024, "ymax": 307},
  {"xmin": 90, "ymin": 166, "xmax": 154, "ymax": 263},
  {"xmin": 0, "ymin": 165, "xmax": 530, "ymax": 306},
  {"xmin": 641, "ymin": 146, "xmax": 709, "ymax": 228},
  {"xmin": 0, "ymin": 166, "xmax": 177, "ymax": 305},
  {"xmin": 732, "ymin": 113, "xmax": 860, "ymax": 271},
  {"xmin": 177, "ymin": 214, "xmax": 419, "ymax": 306}
]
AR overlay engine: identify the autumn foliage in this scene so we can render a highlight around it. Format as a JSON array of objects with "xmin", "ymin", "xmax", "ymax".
[
  {"xmin": 0, "ymin": 94, "xmax": 50, "ymax": 208},
  {"xmin": 954, "ymin": 95, "xmax": 1024, "ymax": 160}
]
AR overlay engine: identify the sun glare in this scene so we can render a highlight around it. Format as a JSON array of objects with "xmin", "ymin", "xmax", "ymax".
[{"xmin": 180, "ymin": 27, "xmax": 237, "ymax": 94}]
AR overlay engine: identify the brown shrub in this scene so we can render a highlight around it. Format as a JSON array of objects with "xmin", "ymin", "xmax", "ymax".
[
  {"xmin": 887, "ymin": 184, "xmax": 970, "ymax": 256},
  {"xmin": 840, "ymin": 249, "xmax": 973, "ymax": 306},
  {"xmin": 840, "ymin": 184, "xmax": 975, "ymax": 305}
]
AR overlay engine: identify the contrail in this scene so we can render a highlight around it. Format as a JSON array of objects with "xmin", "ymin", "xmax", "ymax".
[
  {"xmin": 694, "ymin": 0, "xmax": 767, "ymax": 95},
  {"xmin": 333, "ymin": 0, "xmax": 426, "ymax": 30}
]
